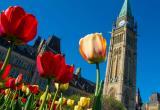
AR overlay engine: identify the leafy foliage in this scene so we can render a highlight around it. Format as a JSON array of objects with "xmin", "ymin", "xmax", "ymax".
[{"xmin": 102, "ymin": 96, "xmax": 126, "ymax": 110}]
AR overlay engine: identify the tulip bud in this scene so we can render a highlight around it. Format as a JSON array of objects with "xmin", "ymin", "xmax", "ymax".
[
  {"xmin": 21, "ymin": 97, "xmax": 27, "ymax": 103},
  {"xmin": 28, "ymin": 85, "xmax": 39, "ymax": 94},
  {"xmin": 5, "ymin": 89, "xmax": 11, "ymax": 95},
  {"xmin": 26, "ymin": 87, "xmax": 30, "ymax": 95},
  {"xmin": 58, "ymin": 97, "xmax": 67, "ymax": 105},
  {"xmin": 79, "ymin": 97, "xmax": 90, "ymax": 108},
  {"xmin": 54, "ymin": 101, "xmax": 59, "ymax": 104},
  {"xmin": 55, "ymin": 83, "xmax": 69, "ymax": 91},
  {"xmin": 74, "ymin": 105, "xmax": 82, "ymax": 110},
  {"xmin": 22, "ymin": 84, "xmax": 27, "ymax": 92},
  {"xmin": 67, "ymin": 99, "xmax": 75, "ymax": 107},
  {"xmin": 5, "ymin": 78, "xmax": 16, "ymax": 89},
  {"xmin": 15, "ymin": 73, "xmax": 23, "ymax": 85}
]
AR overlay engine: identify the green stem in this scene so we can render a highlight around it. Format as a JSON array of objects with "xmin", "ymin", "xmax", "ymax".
[
  {"xmin": 59, "ymin": 93, "xmax": 63, "ymax": 110},
  {"xmin": 0, "ymin": 44, "xmax": 13, "ymax": 76},
  {"xmin": 5, "ymin": 90, "xmax": 12, "ymax": 110},
  {"xmin": 39, "ymin": 80, "xmax": 50, "ymax": 110},
  {"xmin": 50, "ymin": 83, "xmax": 59, "ymax": 110},
  {"xmin": 10, "ymin": 89, "xmax": 17, "ymax": 108},
  {"xmin": 55, "ymin": 93, "xmax": 62, "ymax": 110},
  {"xmin": 24, "ymin": 93, "xmax": 33, "ymax": 110},
  {"xmin": 95, "ymin": 63, "xmax": 100, "ymax": 96}
]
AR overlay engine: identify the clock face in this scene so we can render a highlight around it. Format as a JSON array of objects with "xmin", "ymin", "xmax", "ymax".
[{"xmin": 118, "ymin": 20, "xmax": 126, "ymax": 27}]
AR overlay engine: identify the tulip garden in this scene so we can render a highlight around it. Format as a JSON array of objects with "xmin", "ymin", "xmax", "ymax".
[{"xmin": 0, "ymin": 6, "xmax": 126, "ymax": 110}]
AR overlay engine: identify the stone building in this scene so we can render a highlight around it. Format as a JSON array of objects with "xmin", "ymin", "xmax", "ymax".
[
  {"xmin": 103, "ymin": 0, "xmax": 137, "ymax": 109},
  {"xmin": 142, "ymin": 93, "xmax": 160, "ymax": 110},
  {"xmin": 136, "ymin": 88, "xmax": 143, "ymax": 110},
  {"xmin": 0, "ymin": 37, "xmax": 37, "ymax": 83},
  {"xmin": 0, "ymin": 36, "xmax": 95, "ymax": 95}
]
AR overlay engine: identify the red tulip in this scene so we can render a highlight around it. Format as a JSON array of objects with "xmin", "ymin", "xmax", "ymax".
[
  {"xmin": 28, "ymin": 85, "xmax": 39, "ymax": 94},
  {"xmin": 21, "ymin": 97, "xmax": 27, "ymax": 103},
  {"xmin": 0, "ymin": 62, "xmax": 11, "ymax": 80},
  {"xmin": 5, "ymin": 77, "xmax": 16, "ymax": 89},
  {"xmin": 0, "ymin": 6, "xmax": 38, "ymax": 45},
  {"xmin": 36, "ymin": 51, "xmax": 66, "ymax": 78},
  {"xmin": 0, "ymin": 89, "xmax": 5, "ymax": 95},
  {"xmin": 15, "ymin": 73, "xmax": 23, "ymax": 85},
  {"xmin": 36, "ymin": 51, "xmax": 74, "ymax": 83},
  {"xmin": 56, "ymin": 65, "xmax": 74, "ymax": 84}
]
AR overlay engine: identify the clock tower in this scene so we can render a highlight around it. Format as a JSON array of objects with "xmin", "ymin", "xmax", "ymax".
[{"xmin": 103, "ymin": 0, "xmax": 137, "ymax": 110}]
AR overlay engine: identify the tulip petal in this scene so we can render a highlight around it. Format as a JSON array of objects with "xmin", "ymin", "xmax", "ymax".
[
  {"xmin": 0, "ymin": 12, "xmax": 10, "ymax": 34},
  {"xmin": 1, "ymin": 64, "xmax": 11, "ymax": 80},
  {"xmin": 5, "ymin": 6, "xmax": 26, "ymax": 34},
  {"xmin": 5, "ymin": 78, "xmax": 16, "ymax": 89},
  {"xmin": 79, "ymin": 38, "xmax": 89, "ymax": 61},
  {"xmin": 53, "ymin": 54, "xmax": 66, "ymax": 77},
  {"xmin": 15, "ymin": 14, "xmax": 38, "ymax": 43},
  {"xmin": 36, "ymin": 55, "xmax": 45, "ymax": 77},
  {"xmin": 56, "ymin": 65, "xmax": 74, "ymax": 83},
  {"xmin": 0, "ymin": 62, "xmax": 11, "ymax": 80}
]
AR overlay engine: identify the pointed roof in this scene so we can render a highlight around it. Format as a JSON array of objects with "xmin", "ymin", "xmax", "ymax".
[
  {"xmin": 119, "ymin": 0, "xmax": 132, "ymax": 18},
  {"xmin": 136, "ymin": 88, "xmax": 143, "ymax": 104}
]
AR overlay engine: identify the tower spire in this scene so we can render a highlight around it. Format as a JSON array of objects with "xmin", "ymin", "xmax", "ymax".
[{"xmin": 119, "ymin": 0, "xmax": 132, "ymax": 17}]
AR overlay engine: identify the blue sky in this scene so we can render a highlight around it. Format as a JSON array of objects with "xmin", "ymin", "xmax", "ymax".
[{"xmin": 1, "ymin": 0, "xmax": 160, "ymax": 102}]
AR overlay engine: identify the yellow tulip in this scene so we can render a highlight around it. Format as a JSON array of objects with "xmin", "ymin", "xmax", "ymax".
[
  {"xmin": 67, "ymin": 99, "xmax": 75, "ymax": 106},
  {"xmin": 55, "ymin": 83, "xmax": 69, "ymax": 91},
  {"xmin": 26, "ymin": 87, "xmax": 30, "ymax": 95},
  {"xmin": 86, "ymin": 98, "xmax": 91, "ymax": 107},
  {"xmin": 21, "ymin": 84, "xmax": 30, "ymax": 95},
  {"xmin": 54, "ymin": 100, "xmax": 59, "ymax": 104},
  {"xmin": 74, "ymin": 105, "xmax": 82, "ymax": 110},
  {"xmin": 79, "ymin": 33, "xmax": 107, "ymax": 64},
  {"xmin": 79, "ymin": 97, "xmax": 90, "ymax": 108},
  {"xmin": 58, "ymin": 97, "xmax": 67, "ymax": 105},
  {"xmin": 5, "ymin": 89, "xmax": 11, "ymax": 95},
  {"xmin": 21, "ymin": 84, "xmax": 27, "ymax": 93}
]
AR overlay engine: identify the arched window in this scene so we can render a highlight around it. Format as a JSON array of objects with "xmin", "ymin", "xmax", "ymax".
[{"xmin": 108, "ymin": 87, "xmax": 116, "ymax": 98}]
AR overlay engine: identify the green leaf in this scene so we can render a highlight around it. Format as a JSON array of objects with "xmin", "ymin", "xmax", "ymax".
[{"xmin": 24, "ymin": 94, "xmax": 34, "ymax": 110}]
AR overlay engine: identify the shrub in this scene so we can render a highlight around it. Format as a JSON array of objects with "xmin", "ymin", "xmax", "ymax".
[{"xmin": 102, "ymin": 96, "xmax": 126, "ymax": 110}]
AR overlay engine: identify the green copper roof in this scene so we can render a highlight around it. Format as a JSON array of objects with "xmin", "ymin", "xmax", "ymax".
[{"xmin": 119, "ymin": 0, "xmax": 132, "ymax": 17}]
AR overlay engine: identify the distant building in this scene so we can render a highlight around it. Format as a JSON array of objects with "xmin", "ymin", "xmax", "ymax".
[
  {"xmin": 0, "ymin": 36, "xmax": 95, "ymax": 95},
  {"xmin": 142, "ymin": 93, "xmax": 160, "ymax": 110},
  {"xmin": 136, "ymin": 88, "xmax": 143, "ymax": 110}
]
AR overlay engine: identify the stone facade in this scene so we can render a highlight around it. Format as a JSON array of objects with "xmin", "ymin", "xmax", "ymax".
[
  {"xmin": 103, "ymin": 0, "xmax": 137, "ymax": 109},
  {"xmin": 142, "ymin": 93, "xmax": 160, "ymax": 110},
  {"xmin": 0, "ymin": 38, "xmax": 37, "ymax": 83}
]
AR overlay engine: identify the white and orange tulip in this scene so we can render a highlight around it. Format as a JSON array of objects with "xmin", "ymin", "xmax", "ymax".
[{"xmin": 79, "ymin": 33, "xmax": 107, "ymax": 64}]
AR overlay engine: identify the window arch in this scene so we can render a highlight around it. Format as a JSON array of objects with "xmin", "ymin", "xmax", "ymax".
[{"xmin": 108, "ymin": 87, "xmax": 116, "ymax": 98}]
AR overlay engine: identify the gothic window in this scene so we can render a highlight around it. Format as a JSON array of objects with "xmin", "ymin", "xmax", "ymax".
[
  {"xmin": 120, "ymin": 34, "xmax": 123, "ymax": 41},
  {"xmin": 108, "ymin": 88, "xmax": 116, "ymax": 98},
  {"xmin": 118, "ymin": 47, "xmax": 122, "ymax": 54},
  {"xmin": 113, "ymin": 34, "xmax": 123, "ymax": 44},
  {"xmin": 114, "ymin": 49, "xmax": 117, "ymax": 55}
]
